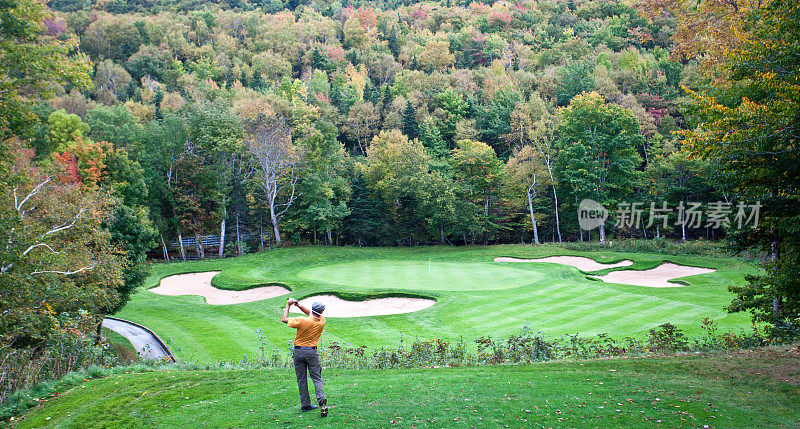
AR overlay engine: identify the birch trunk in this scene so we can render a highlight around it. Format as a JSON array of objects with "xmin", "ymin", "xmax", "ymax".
[
  {"xmin": 160, "ymin": 234, "xmax": 170, "ymax": 261},
  {"xmin": 552, "ymin": 184, "xmax": 562, "ymax": 242},
  {"xmin": 526, "ymin": 185, "xmax": 540, "ymax": 245},
  {"xmin": 218, "ymin": 200, "xmax": 226, "ymax": 258},
  {"xmin": 178, "ymin": 231, "xmax": 187, "ymax": 261},
  {"xmin": 236, "ymin": 212, "xmax": 242, "ymax": 256},
  {"xmin": 270, "ymin": 201, "xmax": 282, "ymax": 245},
  {"xmin": 771, "ymin": 238, "xmax": 783, "ymax": 319},
  {"xmin": 195, "ymin": 234, "xmax": 204, "ymax": 259}
]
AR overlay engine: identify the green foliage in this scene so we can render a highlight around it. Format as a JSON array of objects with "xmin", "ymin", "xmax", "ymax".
[
  {"xmin": 681, "ymin": 0, "xmax": 800, "ymax": 333},
  {"xmin": 401, "ymin": 100, "xmax": 418, "ymax": 139},
  {"xmin": 556, "ymin": 92, "xmax": 643, "ymax": 208},
  {"xmin": 47, "ymin": 110, "xmax": 89, "ymax": 153},
  {"xmin": 418, "ymin": 117, "xmax": 448, "ymax": 157},
  {"xmin": 0, "ymin": 0, "xmax": 91, "ymax": 139},
  {"xmin": 478, "ymin": 89, "xmax": 520, "ymax": 157},
  {"xmin": 556, "ymin": 62, "xmax": 595, "ymax": 106},
  {"xmin": 86, "ymin": 105, "xmax": 142, "ymax": 148}
]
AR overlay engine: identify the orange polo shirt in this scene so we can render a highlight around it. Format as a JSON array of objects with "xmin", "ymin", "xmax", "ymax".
[{"xmin": 287, "ymin": 315, "xmax": 326, "ymax": 347}]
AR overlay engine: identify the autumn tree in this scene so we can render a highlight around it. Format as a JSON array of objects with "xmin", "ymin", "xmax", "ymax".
[
  {"xmin": 680, "ymin": 0, "xmax": 800, "ymax": 334},
  {"xmin": 0, "ymin": 141, "xmax": 124, "ymax": 353},
  {"xmin": 0, "ymin": 0, "xmax": 91, "ymax": 139}
]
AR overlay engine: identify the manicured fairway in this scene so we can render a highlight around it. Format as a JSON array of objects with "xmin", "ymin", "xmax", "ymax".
[
  {"xmin": 117, "ymin": 245, "xmax": 757, "ymax": 362},
  {"xmin": 14, "ymin": 351, "xmax": 800, "ymax": 428}
]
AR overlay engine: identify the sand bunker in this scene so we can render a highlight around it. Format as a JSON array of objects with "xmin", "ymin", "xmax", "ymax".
[
  {"xmin": 589, "ymin": 263, "xmax": 716, "ymax": 288},
  {"xmin": 494, "ymin": 256, "xmax": 633, "ymax": 272},
  {"xmin": 150, "ymin": 271, "xmax": 290, "ymax": 305},
  {"xmin": 290, "ymin": 295, "xmax": 435, "ymax": 318}
]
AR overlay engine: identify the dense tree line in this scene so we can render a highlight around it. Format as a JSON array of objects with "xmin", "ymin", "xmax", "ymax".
[{"xmin": 28, "ymin": 0, "xmax": 718, "ymax": 254}]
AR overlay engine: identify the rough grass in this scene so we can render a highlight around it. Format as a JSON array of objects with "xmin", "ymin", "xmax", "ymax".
[
  {"xmin": 117, "ymin": 245, "xmax": 757, "ymax": 362},
  {"xmin": 101, "ymin": 328, "xmax": 138, "ymax": 363},
  {"xmin": 12, "ymin": 349, "xmax": 800, "ymax": 428}
]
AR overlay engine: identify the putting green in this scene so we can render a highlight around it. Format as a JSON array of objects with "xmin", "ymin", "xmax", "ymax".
[{"xmin": 298, "ymin": 261, "xmax": 543, "ymax": 291}]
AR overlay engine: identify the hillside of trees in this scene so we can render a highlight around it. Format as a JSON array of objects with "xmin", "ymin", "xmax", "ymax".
[{"xmin": 26, "ymin": 0, "xmax": 719, "ymax": 256}]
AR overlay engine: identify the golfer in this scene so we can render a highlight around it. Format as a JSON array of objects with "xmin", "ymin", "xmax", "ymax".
[{"xmin": 282, "ymin": 298, "xmax": 328, "ymax": 416}]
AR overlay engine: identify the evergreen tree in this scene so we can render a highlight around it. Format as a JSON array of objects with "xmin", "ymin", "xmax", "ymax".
[
  {"xmin": 419, "ymin": 117, "xmax": 448, "ymax": 157},
  {"xmin": 402, "ymin": 101, "xmax": 419, "ymax": 139}
]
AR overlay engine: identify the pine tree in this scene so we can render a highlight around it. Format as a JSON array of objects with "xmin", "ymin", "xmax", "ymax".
[
  {"xmin": 419, "ymin": 117, "xmax": 448, "ymax": 157},
  {"xmin": 402, "ymin": 101, "xmax": 419, "ymax": 139},
  {"xmin": 388, "ymin": 26, "xmax": 400, "ymax": 58}
]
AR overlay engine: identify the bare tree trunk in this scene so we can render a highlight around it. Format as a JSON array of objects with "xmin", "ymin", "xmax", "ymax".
[
  {"xmin": 551, "ymin": 184, "xmax": 562, "ymax": 242},
  {"xmin": 178, "ymin": 231, "xmax": 187, "ymax": 261},
  {"xmin": 259, "ymin": 212, "xmax": 264, "ymax": 251},
  {"xmin": 195, "ymin": 235, "xmax": 204, "ymax": 259},
  {"xmin": 236, "ymin": 212, "xmax": 242, "ymax": 256},
  {"xmin": 327, "ymin": 229, "xmax": 333, "ymax": 245},
  {"xmin": 681, "ymin": 208, "xmax": 686, "ymax": 242},
  {"xmin": 218, "ymin": 199, "xmax": 227, "ymax": 258},
  {"xmin": 95, "ymin": 317, "xmax": 103, "ymax": 343},
  {"xmin": 270, "ymin": 202, "xmax": 282, "ymax": 245},
  {"xmin": 771, "ymin": 238, "xmax": 783, "ymax": 320},
  {"xmin": 526, "ymin": 185, "xmax": 540, "ymax": 245},
  {"xmin": 160, "ymin": 234, "xmax": 170, "ymax": 261},
  {"xmin": 440, "ymin": 226, "xmax": 445, "ymax": 245},
  {"xmin": 599, "ymin": 224, "xmax": 605, "ymax": 244}
]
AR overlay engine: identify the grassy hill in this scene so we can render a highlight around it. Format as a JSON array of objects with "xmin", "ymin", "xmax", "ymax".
[
  {"xmin": 117, "ymin": 245, "xmax": 756, "ymax": 362},
  {"xmin": 12, "ymin": 349, "xmax": 799, "ymax": 428}
]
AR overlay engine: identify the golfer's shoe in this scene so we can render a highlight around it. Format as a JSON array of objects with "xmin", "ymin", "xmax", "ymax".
[
  {"xmin": 319, "ymin": 398, "xmax": 328, "ymax": 417},
  {"xmin": 300, "ymin": 405, "xmax": 318, "ymax": 412}
]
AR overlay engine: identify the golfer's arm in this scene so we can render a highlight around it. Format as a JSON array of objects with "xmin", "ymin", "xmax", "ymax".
[
  {"xmin": 295, "ymin": 302, "xmax": 311, "ymax": 316},
  {"xmin": 282, "ymin": 303, "xmax": 291, "ymax": 323}
]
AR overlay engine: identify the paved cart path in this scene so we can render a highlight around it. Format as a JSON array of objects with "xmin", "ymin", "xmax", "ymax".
[{"xmin": 102, "ymin": 317, "xmax": 175, "ymax": 362}]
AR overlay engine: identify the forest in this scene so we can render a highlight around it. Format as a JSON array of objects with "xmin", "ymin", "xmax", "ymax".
[
  {"xmin": 25, "ymin": 0, "xmax": 711, "ymax": 256},
  {"xmin": 1, "ymin": 0, "xmax": 798, "ymax": 402}
]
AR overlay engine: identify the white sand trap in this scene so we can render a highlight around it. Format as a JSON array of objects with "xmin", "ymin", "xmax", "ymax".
[
  {"xmin": 290, "ymin": 295, "xmax": 435, "ymax": 318},
  {"xmin": 150, "ymin": 271, "xmax": 290, "ymax": 305},
  {"xmin": 589, "ymin": 263, "xmax": 716, "ymax": 288},
  {"xmin": 494, "ymin": 256, "xmax": 633, "ymax": 272}
]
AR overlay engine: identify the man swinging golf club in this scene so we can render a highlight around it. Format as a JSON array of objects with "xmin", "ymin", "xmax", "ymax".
[{"xmin": 282, "ymin": 298, "xmax": 328, "ymax": 416}]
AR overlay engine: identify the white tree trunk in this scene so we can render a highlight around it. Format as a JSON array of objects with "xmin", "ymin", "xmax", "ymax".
[
  {"xmin": 236, "ymin": 212, "xmax": 242, "ymax": 256},
  {"xmin": 526, "ymin": 186, "xmax": 540, "ymax": 245},
  {"xmin": 160, "ymin": 234, "xmax": 170, "ymax": 261},
  {"xmin": 771, "ymin": 238, "xmax": 782, "ymax": 318},
  {"xmin": 178, "ymin": 231, "xmax": 186, "ymax": 261},
  {"xmin": 551, "ymin": 184, "xmax": 562, "ymax": 243},
  {"xmin": 270, "ymin": 202, "xmax": 282, "ymax": 245},
  {"xmin": 599, "ymin": 224, "xmax": 606, "ymax": 244},
  {"xmin": 218, "ymin": 199, "xmax": 227, "ymax": 258},
  {"xmin": 195, "ymin": 235, "xmax": 204, "ymax": 259}
]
